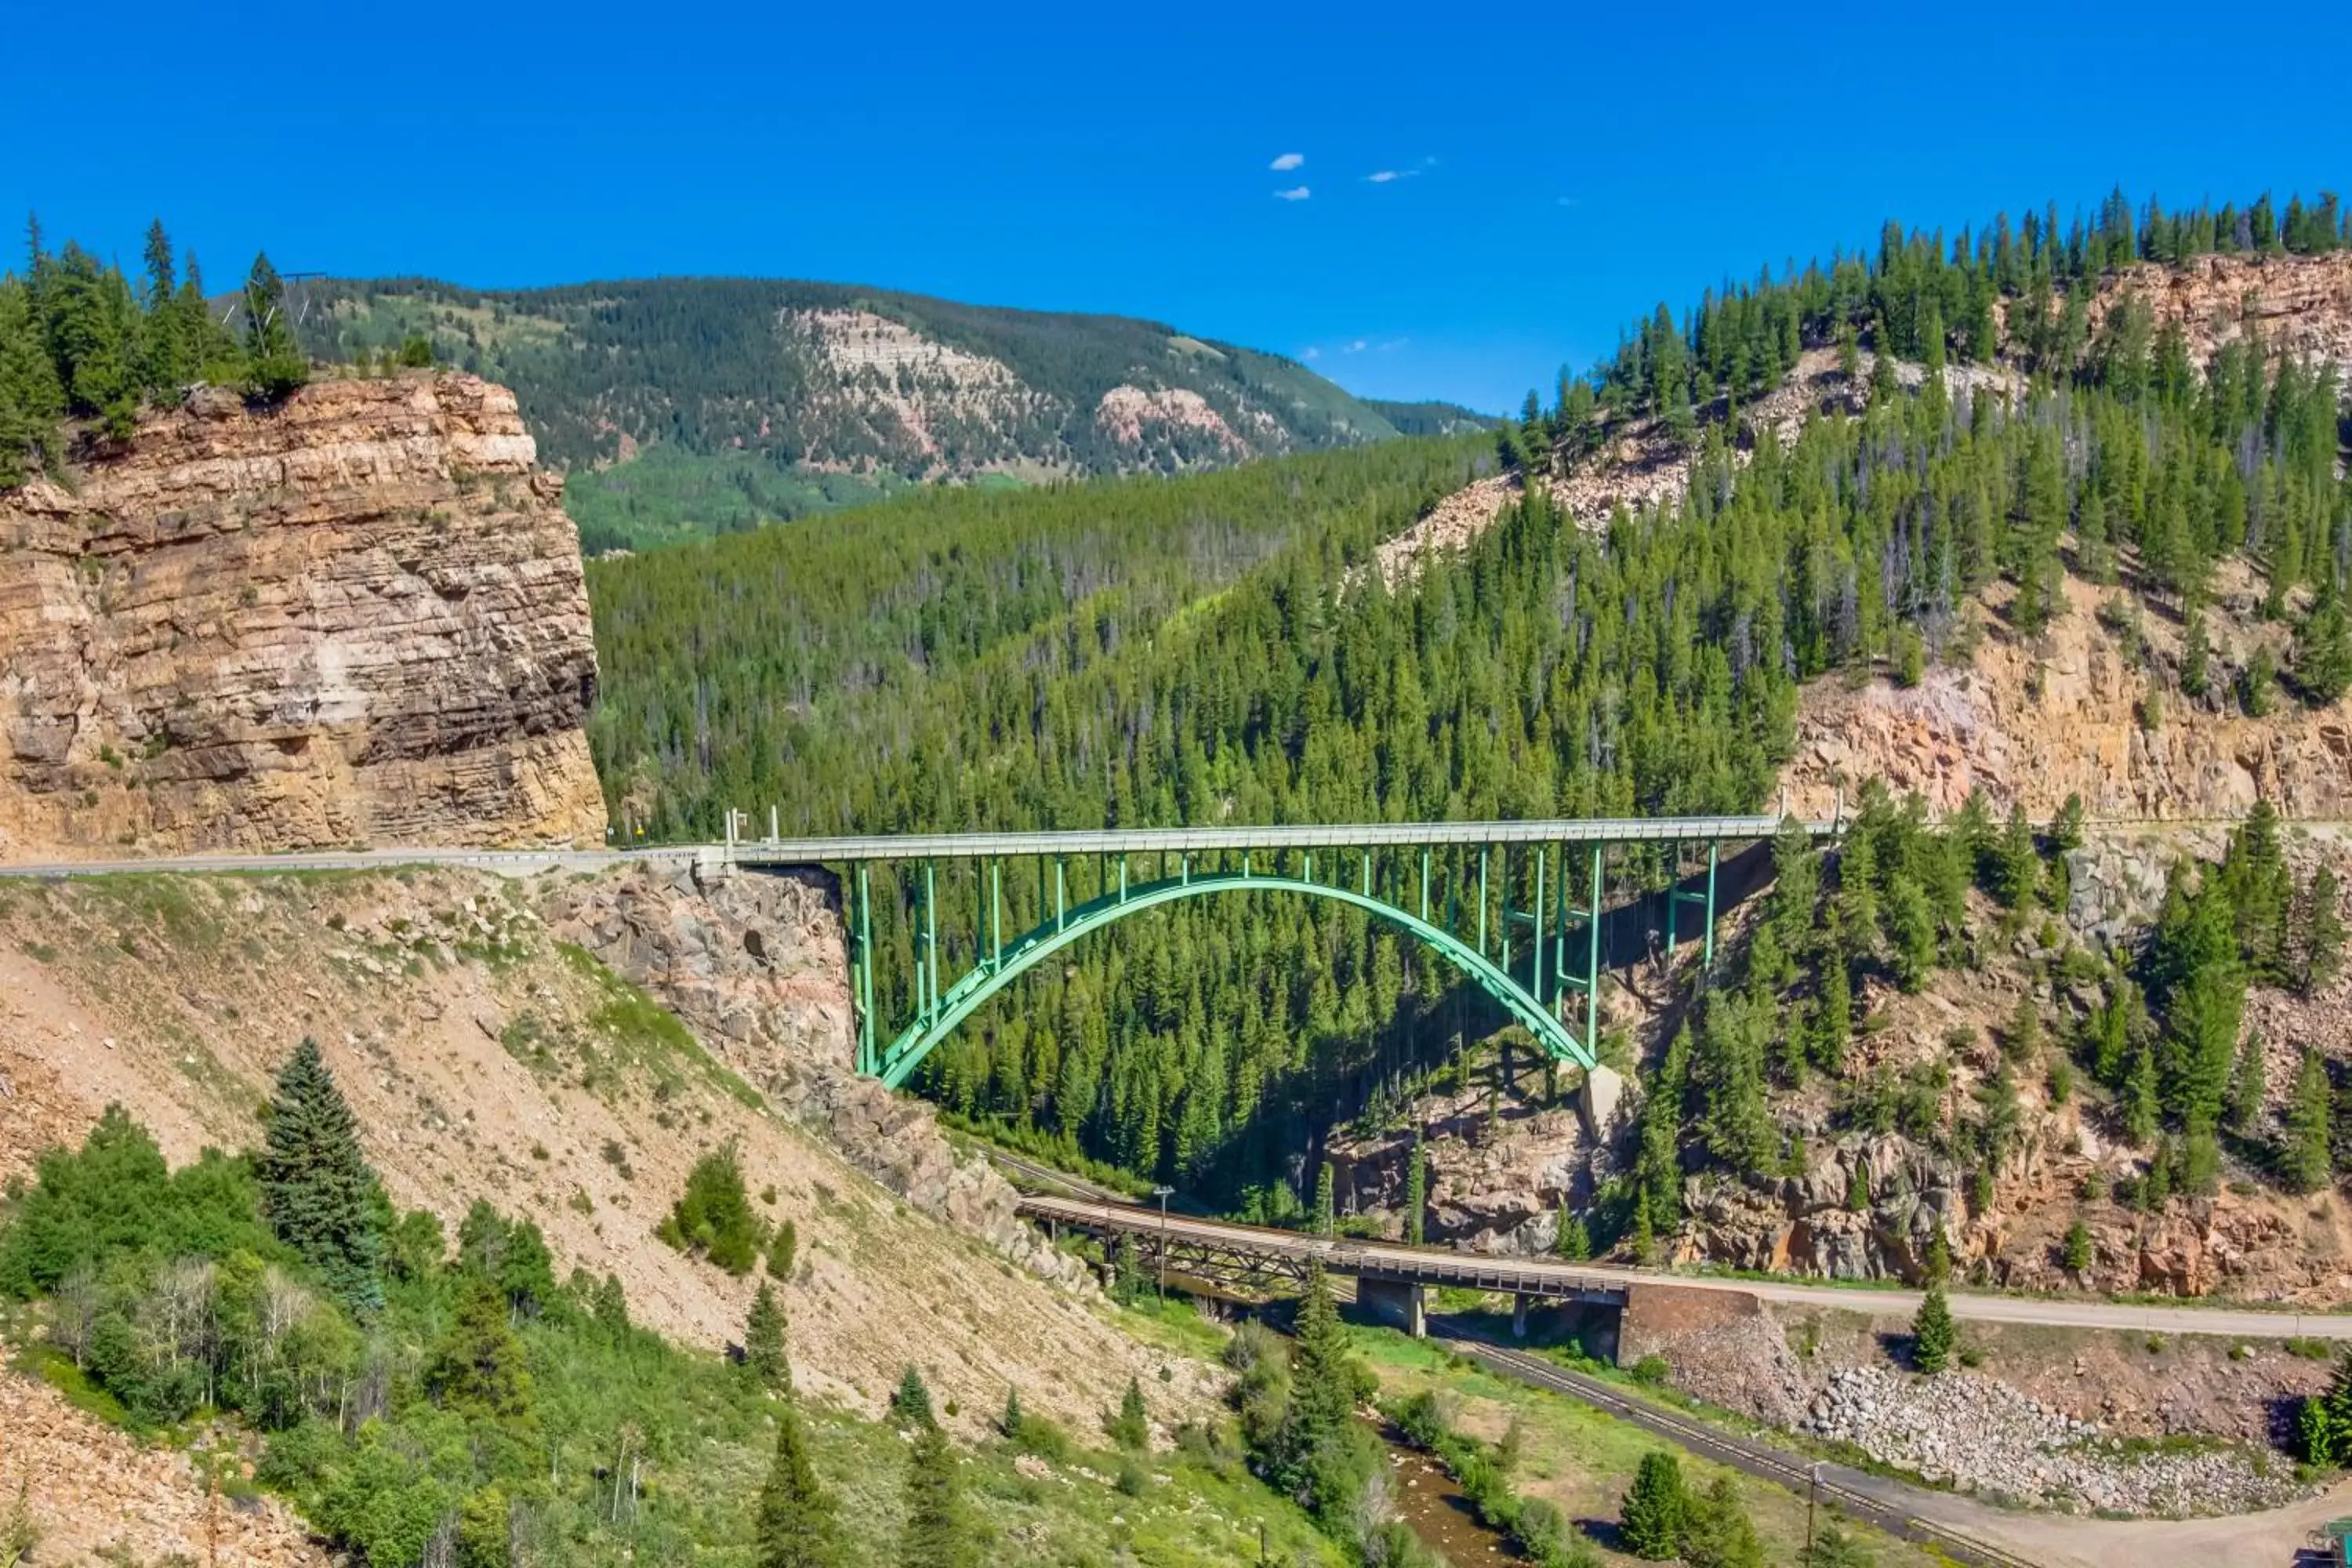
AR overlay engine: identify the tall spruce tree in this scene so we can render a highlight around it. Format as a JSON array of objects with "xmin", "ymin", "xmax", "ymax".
[
  {"xmin": 755, "ymin": 1400, "xmax": 838, "ymax": 1568},
  {"xmin": 2285, "ymin": 1051, "xmax": 2335, "ymax": 1193},
  {"xmin": 899, "ymin": 1420, "xmax": 976, "ymax": 1568},
  {"xmin": 257, "ymin": 1037, "xmax": 383, "ymax": 1311},
  {"xmin": 890, "ymin": 1364, "xmax": 936, "ymax": 1430},
  {"xmin": 241, "ymin": 252, "xmax": 308, "ymax": 401},
  {"xmin": 1620, "ymin": 1450, "xmax": 1688, "ymax": 1559},
  {"xmin": 2299, "ymin": 867, "xmax": 2347, "ymax": 997},
  {"xmin": 1276, "ymin": 1262, "xmax": 1371, "ymax": 1516},
  {"xmin": 1683, "ymin": 1472, "xmax": 1765, "ymax": 1568},
  {"xmin": 745, "ymin": 1283, "xmax": 789, "ymax": 1393},
  {"xmin": 1911, "ymin": 1282, "xmax": 1957, "ymax": 1374},
  {"xmin": 1404, "ymin": 1134, "xmax": 1426, "ymax": 1245}
]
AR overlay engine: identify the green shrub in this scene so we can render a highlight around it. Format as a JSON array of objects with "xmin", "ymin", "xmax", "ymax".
[
  {"xmin": 1630, "ymin": 1353, "xmax": 1671, "ymax": 1386},
  {"xmin": 656, "ymin": 1145, "xmax": 762, "ymax": 1275}
]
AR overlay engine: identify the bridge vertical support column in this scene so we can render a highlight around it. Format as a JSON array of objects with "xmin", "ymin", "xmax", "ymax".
[
  {"xmin": 1054, "ymin": 857, "xmax": 1066, "ymax": 933},
  {"xmin": 1419, "ymin": 848, "xmax": 1431, "ymax": 924},
  {"xmin": 923, "ymin": 860, "xmax": 938, "ymax": 1023},
  {"xmin": 1585, "ymin": 843, "xmax": 1602, "ymax": 1052},
  {"xmin": 1499, "ymin": 845, "xmax": 1511, "ymax": 977},
  {"xmin": 1704, "ymin": 838, "xmax": 1719, "ymax": 971},
  {"xmin": 1533, "ymin": 846, "xmax": 1546, "ymax": 1005},
  {"xmin": 1512, "ymin": 1291, "xmax": 1530, "ymax": 1338},
  {"xmin": 1553, "ymin": 840, "xmax": 1566, "ymax": 1011},
  {"xmin": 990, "ymin": 858, "xmax": 1003, "ymax": 969},
  {"xmin": 1477, "ymin": 846, "xmax": 1488, "ymax": 956},
  {"xmin": 1665, "ymin": 839, "xmax": 1679, "ymax": 956},
  {"xmin": 855, "ymin": 866, "xmax": 876, "ymax": 1076}
]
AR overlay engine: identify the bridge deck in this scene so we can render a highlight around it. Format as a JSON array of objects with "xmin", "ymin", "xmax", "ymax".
[{"xmin": 1019, "ymin": 1193, "xmax": 1632, "ymax": 1304}]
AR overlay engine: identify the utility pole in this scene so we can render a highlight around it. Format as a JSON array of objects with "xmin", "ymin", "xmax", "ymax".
[
  {"xmin": 1806, "ymin": 1462, "xmax": 1823, "ymax": 1557},
  {"xmin": 1152, "ymin": 1185, "xmax": 1174, "ymax": 1301}
]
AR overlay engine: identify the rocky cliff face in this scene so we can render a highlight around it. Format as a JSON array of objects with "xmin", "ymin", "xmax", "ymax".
[
  {"xmin": 1784, "ymin": 564, "xmax": 2352, "ymax": 822},
  {"xmin": 0, "ymin": 373, "xmax": 606, "ymax": 858},
  {"xmin": 539, "ymin": 861, "xmax": 1092, "ymax": 1290}
]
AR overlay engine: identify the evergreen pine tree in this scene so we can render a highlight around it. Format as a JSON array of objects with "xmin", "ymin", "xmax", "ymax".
[
  {"xmin": 240, "ymin": 252, "xmax": 308, "ymax": 401},
  {"xmin": 1106, "ymin": 1376, "xmax": 1149, "ymax": 1450},
  {"xmin": 899, "ymin": 1421, "xmax": 976, "ymax": 1568},
  {"xmin": 2227, "ymin": 1029, "xmax": 2267, "ymax": 1136},
  {"xmin": 1276, "ymin": 1262, "xmax": 1370, "ymax": 1514},
  {"xmin": 1682, "ymin": 1472, "xmax": 1765, "ymax": 1568},
  {"xmin": 998, "ymin": 1386, "xmax": 1024, "ymax": 1441},
  {"xmin": 1620, "ymin": 1450, "xmax": 1688, "ymax": 1559},
  {"xmin": 1312, "ymin": 1160, "xmax": 1334, "ymax": 1237},
  {"xmin": 2296, "ymin": 588, "xmax": 2352, "ymax": 705},
  {"xmin": 1404, "ymin": 1135, "xmax": 1426, "ymax": 1246},
  {"xmin": 1911, "ymin": 1283, "xmax": 1957, "ymax": 1374},
  {"xmin": 426, "ymin": 1276, "xmax": 535, "ymax": 1420},
  {"xmin": 256, "ymin": 1037, "xmax": 383, "ymax": 1311},
  {"xmin": 2299, "ymin": 868, "xmax": 2347, "ymax": 997},
  {"xmin": 2124, "ymin": 1044, "xmax": 2161, "ymax": 1147},
  {"xmin": 2063, "ymin": 1218, "xmax": 2092, "ymax": 1274},
  {"xmin": 755, "ymin": 1401, "xmax": 838, "ymax": 1568},
  {"xmin": 745, "ymin": 1283, "xmax": 789, "ymax": 1393},
  {"xmin": 889, "ymin": 1365, "xmax": 936, "ymax": 1430},
  {"xmin": 2286, "ymin": 1051, "xmax": 2335, "ymax": 1194}
]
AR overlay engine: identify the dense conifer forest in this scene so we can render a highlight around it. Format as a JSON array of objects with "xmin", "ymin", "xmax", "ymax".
[
  {"xmin": 0, "ymin": 219, "xmax": 307, "ymax": 484},
  {"xmin": 589, "ymin": 186, "xmax": 2352, "ymax": 1218}
]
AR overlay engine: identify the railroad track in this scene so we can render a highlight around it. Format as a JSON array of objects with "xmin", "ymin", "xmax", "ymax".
[
  {"xmin": 1436, "ymin": 1330, "xmax": 2043, "ymax": 1568},
  {"xmin": 985, "ymin": 1148, "xmax": 1123, "ymax": 1200}
]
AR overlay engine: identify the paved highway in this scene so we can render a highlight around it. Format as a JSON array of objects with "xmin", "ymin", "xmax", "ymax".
[
  {"xmin": 1020, "ymin": 1192, "xmax": 2352, "ymax": 1341},
  {"xmin": 2, "ymin": 811, "xmax": 2318, "ymax": 883},
  {"xmin": 0, "ymin": 813, "xmax": 1821, "ymax": 881}
]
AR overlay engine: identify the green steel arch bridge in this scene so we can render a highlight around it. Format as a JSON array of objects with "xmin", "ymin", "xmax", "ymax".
[
  {"xmin": 786, "ymin": 813, "xmax": 1837, "ymax": 1091},
  {"xmin": 1, "ymin": 811, "xmax": 1845, "ymax": 1094}
]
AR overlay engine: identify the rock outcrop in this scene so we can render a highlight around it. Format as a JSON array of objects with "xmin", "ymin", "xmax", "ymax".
[
  {"xmin": 0, "ymin": 1343, "xmax": 328, "ymax": 1567},
  {"xmin": 541, "ymin": 861, "xmax": 1092, "ymax": 1290},
  {"xmin": 1785, "ymin": 567, "xmax": 2352, "ymax": 821},
  {"xmin": 0, "ymin": 373, "xmax": 606, "ymax": 858}
]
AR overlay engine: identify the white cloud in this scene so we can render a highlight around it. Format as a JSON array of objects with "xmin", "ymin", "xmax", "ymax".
[
  {"xmin": 1269, "ymin": 152, "xmax": 1305, "ymax": 171},
  {"xmin": 1273, "ymin": 186, "xmax": 1311, "ymax": 201},
  {"xmin": 1301, "ymin": 346, "xmax": 1321, "ymax": 361},
  {"xmin": 1364, "ymin": 169, "xmax": 1422, "ymax": 184},
  {"xmin": 1344, "ymin": 339, "xmax": 1368, "ymax": 354}
]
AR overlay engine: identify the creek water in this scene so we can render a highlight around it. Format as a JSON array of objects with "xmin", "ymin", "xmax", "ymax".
[{"xmin": 1367, "ymin": 1419, "xmax": 1520, "ymax": 1564}]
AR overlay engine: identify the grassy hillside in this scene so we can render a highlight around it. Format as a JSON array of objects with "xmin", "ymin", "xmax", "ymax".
[{"xmin": 296, "ymin": 275, "xmax": 1406, "ymax": 551}]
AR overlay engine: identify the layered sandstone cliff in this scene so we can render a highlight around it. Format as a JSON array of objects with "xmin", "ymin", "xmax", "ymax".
[{"xmin": 0, "ymin": 373, "xmax": 606, "ymax": 857}]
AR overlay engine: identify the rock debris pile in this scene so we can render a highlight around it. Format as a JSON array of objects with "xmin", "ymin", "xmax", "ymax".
[{"xmin": 1802, "ymin": 1365, "xmax": 2307, "ymax": 1515}]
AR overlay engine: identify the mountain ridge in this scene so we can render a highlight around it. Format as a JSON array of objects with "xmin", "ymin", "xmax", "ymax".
[{"xmin": 293, "ymin": 274, "xmax": 1409, "ymax": 550}]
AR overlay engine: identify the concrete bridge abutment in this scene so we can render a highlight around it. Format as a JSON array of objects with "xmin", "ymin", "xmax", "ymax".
[{"xmin": 1358, "ymin": 1276, "xmax": 1428, "ymax": 1338}]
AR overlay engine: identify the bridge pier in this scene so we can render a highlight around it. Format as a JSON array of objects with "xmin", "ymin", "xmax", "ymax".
[
  {"xmin": 1512, "ymin": 1291, "xmax": 1530, "ymax": 1338},
  {"xmin": 1578, "ymin": 1063, "xmax": 1626, "ymax": 1138},
  {"xmin": 1359, "ymin": 1276, "xmax": 1427, "ymax": 1338}
]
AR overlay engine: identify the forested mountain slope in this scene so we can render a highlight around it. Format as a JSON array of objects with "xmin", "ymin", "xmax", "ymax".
[
  {"xmin": 587, "ymin": 184, "xmax": 2352, "ymax": 1249},
  {"xmin": 294, "ymin": 276, "xmax": 1404, "ymax": 550}
]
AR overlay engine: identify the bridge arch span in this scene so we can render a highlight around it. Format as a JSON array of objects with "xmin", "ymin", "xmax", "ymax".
[{"xmin": 866, "ymin": 868, "xmax": 1595, "ymax": 1090}]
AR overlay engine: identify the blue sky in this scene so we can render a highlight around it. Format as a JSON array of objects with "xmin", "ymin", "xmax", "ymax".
[{"xmin": 8, "ymin": 2, "xmax": 2350, "ymax": 414}]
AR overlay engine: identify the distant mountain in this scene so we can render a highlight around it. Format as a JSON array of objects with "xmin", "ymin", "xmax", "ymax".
[
  {"xmin": 295, "ymin": 277, "xmax": 1406, "ymax": 550},
  {"xmin": 1361, "ymin": 397, "xmax": 1498, "ymax": 436}
]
